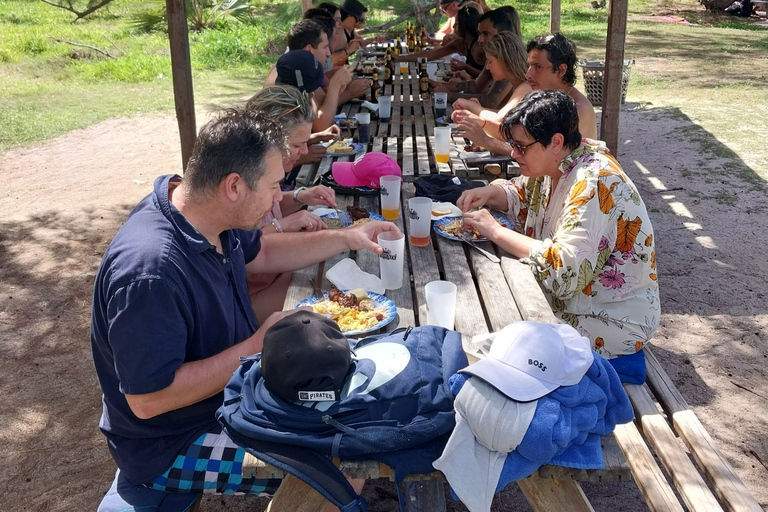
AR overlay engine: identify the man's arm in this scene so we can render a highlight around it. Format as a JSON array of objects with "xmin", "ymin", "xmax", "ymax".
[
  {"xmin": 246, "ymin": 221, "xmax": 400, "ymax": 275},
  {"xmin": 125, "ymin": 309, "xmax": 304, "ymax": 419},
  {"xmin": 449, "ymin": 78, "xmax": 513, "ymax": 109}
]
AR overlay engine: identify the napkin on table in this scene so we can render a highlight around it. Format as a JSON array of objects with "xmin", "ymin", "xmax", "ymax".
[{"xmin": 325, "ymin": 258, "xmax": 385, "ymax": 295}]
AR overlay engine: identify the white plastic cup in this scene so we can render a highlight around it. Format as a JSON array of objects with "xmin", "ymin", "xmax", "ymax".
[
  {"xmin": 378, "ymin": 231, "xmax": 405, "ymax": 290},
  {"xmin": 434, "ymin": 126, "xmax": 451, "ymax": 163},
  {"xmin": 408, "ymin": 197, "xmax": 432, "ymax": 246},
  {"xmin": 425, "ymin": 280, "xmax": 458, "ymax": 329},
  {"xmin": 433, "ymin": 92, "xmax": 448, "ymax": 119},
  {"xmin": 427, "ymin": 62, "xmax": 438, "ymax": 80},
  {"xmin": 355, "ymin": 112, "xmax": 371, "ymax": 144},
  {"xmin": 379, "ymin": 175, "xmax": 401, "ymax": 220},
  {"xmin": 379, "ymin": 95, "xmax": 392, "ymax": 122}
]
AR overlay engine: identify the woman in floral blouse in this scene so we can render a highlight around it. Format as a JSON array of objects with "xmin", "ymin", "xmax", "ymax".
[{"xmin": 459, "ymin": 90, "xmax": 659, "ymax": 359}]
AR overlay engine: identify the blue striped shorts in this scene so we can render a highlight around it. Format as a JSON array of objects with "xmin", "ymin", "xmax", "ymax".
[{"xmin": 148, "ymin": 430, "xmax": 281, "ymax": 495}]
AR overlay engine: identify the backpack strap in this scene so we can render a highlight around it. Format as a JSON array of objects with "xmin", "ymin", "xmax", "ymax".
[{"xmin": 235, "ymin": 435, "xmax": 368, "ymax": 512}]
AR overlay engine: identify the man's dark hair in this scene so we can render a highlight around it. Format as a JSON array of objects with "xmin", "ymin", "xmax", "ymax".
[
  {"xmin": 501, "ymin": 90, "xmax": 581, "ymax": 151},
  {"xmin": 478, "ymin": 9, "xmax": 513, "ymax": 35},
  {"xmin": 303, "ymin": 10, "xmax": 335, "ymax": 40},
  {"xmin": 494, "ymin": 6, "xmax": 522, "ymax": 39},
  {"xmin": 288, "ymin": 19, "xmax": 324, "ymax": 51},
  {"xmin": 184, "ymin": 109, "xmax": 287, "ymax": 195},
  {"xmin": 340, "ymin": 9, "xmax": 355, "ymax": 21},
  {"xmin": 317, "ymin": 2, "xmax": 339, "ymax": 16},
  {"xmin": 526, "ymin": 32, "xmax": 578, "ymax": 86},
  {"xmin": 455, "ymin": 4, "xmax": 481, "ymax": 40}
]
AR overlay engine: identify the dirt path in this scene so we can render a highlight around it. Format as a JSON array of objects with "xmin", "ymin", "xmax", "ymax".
[{"xmin": 1, "ymin": 104, "xmax": 766, "ymax": 511}]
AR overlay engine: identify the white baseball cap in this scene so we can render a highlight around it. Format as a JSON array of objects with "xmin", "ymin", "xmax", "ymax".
[{"xmin": 460, "ymin": 321, "xmax": 594, "ymax": 402}]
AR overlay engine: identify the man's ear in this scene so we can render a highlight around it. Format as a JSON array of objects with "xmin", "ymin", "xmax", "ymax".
[
  {"xmin": 303, "ymin": 44, "xmax": 313, "ymax": 52},
  {"xmin": 220, "ymin": 173, "xmax": 246, "ymax": 202},
  {"xmin": 556, "ymin": 63, "xmax": 568, "ymax": 81}
]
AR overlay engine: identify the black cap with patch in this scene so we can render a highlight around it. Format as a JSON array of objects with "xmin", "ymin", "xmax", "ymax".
[{"xmin": 261, "ymin": 310, "xmax": 352, "ymax": 403}]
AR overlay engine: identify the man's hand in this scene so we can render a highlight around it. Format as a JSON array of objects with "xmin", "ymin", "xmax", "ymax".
[
  {"xmin": 460, "ymin": 209, "xmax": 505, "ymax": 240},
  {"xmin": 346, "ymin": 78, "xmax": 370, "ymax": 99},
  {"xmin": 342, "ymin": 221, "xmax": 401, "ymax": 254},
  {"xmin": 309, "ymin": 125, "xmax": 341, "ymax": 145},
  {"xmin": 330, "ymin": 65, "xmax": 354, "ymax": 89},
  {"xmin": 280, "ymin": 211, "xmax": 327, "ymax": 233},
  {"xmin": 298, "ymin": 185, "xmax": 337, "ymax": 208},
  {"xmin": 457, "ymin": 186, "xmax": 495, "ymax": 212}
]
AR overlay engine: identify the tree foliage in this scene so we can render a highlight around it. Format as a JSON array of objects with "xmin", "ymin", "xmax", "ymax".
[{"xmin": 130, "ymin": 0, "xmax": 255, "ymax": 32}]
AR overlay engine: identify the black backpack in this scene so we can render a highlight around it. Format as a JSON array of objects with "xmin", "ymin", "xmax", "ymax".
[
  {"xmin": 414, "ymin": 174, "xmax": 486, "ymax": 204},
  {"xmin": 217, "ymin": 326, "xmax": 468, "ymax": 511}
]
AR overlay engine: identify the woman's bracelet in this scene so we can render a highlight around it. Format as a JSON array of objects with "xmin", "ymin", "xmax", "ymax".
[{"xmin": 270, "ymin": 219, "xmax": 283, "ymax": 233}]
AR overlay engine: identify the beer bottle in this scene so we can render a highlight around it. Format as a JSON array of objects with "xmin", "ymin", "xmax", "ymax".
[
  {"xmin": 371, "ymin": 71, "xmax": 380, "ymax": 102},
  {"xmin": 384, "ymin": 48, "xmax": 394, "ymax": 84},
  {"xmin": 408, "ymin": 24, "xmax": 415, "ymax": 53},
  {"xmin": 419, "ymin": 61, "xmax": 430, "ymax": 100},
  {"xmin": 395, "ymin": 37, "xmax": 401, "ymax": 56}
]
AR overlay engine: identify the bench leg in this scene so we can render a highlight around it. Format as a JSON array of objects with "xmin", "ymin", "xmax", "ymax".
[{"xmin": 517, "ymin": 474, "xmax": 595, "ymax": 512}]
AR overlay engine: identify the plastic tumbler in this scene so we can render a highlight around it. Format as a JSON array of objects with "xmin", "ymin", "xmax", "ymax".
[
  {"xmin": 434, "ymin": 126, "xmax": 451, "ymax": 163},
  {"xmin": 379, "ymin": 175, "xmax": 401, "ymax": 220},
  {"xmin": 427, "ymin": 62, "xmax": 438, "ymax": 80},
  {"xmin": 379, "ymin": 96, "xmax": 392, "ymax": 123},
  {"xmin": 355, "ymin": 112, "xmax": 371, "ymax": 144},
  {"xmin": 433, "ymin": 92, "xmax": 448, "ymax": 120},
  {"xmin": 378, "ymin": 232, "xmax": 405, "ymax": 290},
  {"xmin": 408, "ymin": 197, "xmax": 432, "ymax": 247},
  {"xmin": 425, "ymin": 280, "xmax": 458, "ymax": 329}
]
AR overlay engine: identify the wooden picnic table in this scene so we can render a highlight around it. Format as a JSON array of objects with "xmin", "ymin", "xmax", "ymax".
[{"xmin": 244, "ymin": 52, "xmax": 763, "ymax": 512}]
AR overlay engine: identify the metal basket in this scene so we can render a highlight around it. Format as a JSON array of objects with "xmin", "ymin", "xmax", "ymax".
[{"xmin": 579, "ymin": 59, "xmax": 634, "ymax": 106}]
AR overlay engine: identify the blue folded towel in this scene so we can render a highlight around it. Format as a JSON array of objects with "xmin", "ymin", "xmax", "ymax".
[
  {"xmin": 448, "ymin": 350, "xmax": 634, "ymax": 490},
  {"xmin": 607, "ymin": 349, "xmax": 646, "ymax": 385}
]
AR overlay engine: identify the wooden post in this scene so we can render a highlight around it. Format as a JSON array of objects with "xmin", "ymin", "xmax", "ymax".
[
  {"xmin": 166, "ymin": 0, "xmax": 196, "ymax": 171},
  {"xmin": 550, "ymin": 0, "xmax": 561, "ymax": 34},
  {"xmin": 601, "ymin": 0, "xmax": 628, "ymax": 155},
  {"xmin": 301, "ymin": 0, "xmax": 312, "ymax": 14}
]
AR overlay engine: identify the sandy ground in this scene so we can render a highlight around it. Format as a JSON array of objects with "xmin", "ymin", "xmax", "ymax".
[{"xmin": 1, "ymin": 99, "xmax": 767, "ymax": 512}]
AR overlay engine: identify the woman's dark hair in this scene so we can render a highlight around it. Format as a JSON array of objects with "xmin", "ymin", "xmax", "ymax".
[
  {"xmin": 317, "ymin": 2, "xmax": 339, "ymax": 16},
  {"xmin": 526, "ymin": 33, "xmax": 578, "ymax": 86},
  {"xmin": 302, "ymin": 11, "xmax": 335, "ymax": 40},
  {"xmin": 501, "ymin": 90, "xmax": 581, "ymax": 150},
  {"xmin": 185, "ymin": 109, "xmax": 287, "ymax": 196},
  {"xmin": 455, "ymin": 4, "xmax": 481, "ymax": 40}
]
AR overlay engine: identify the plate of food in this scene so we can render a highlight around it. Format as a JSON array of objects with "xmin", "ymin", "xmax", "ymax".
[
  {"xmin": 296, "ymin": 288, "xmax": 396, "ymax": 335},
  {"xmin": 433, "ymin": 214, "xmax": 513, "ymax": 242},
  {"xmin": 320, "ymin": 205, "xmax": 386, "ymax": 228},
  {"xmin": 334, "ymin": 116, "xmax": 358, "ymax": 129},
  {"xmin": 323, "ymin": 141, "xmax": 366, "ymax": 157}
]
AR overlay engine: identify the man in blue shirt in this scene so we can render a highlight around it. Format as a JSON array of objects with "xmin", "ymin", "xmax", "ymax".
[{"xmin": 92, "ymin": 108, "xmax": 398, "ymax": 511}]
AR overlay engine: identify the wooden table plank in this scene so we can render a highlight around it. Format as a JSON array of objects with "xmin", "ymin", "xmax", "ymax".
[
  {"xmin": 401, "ymin": 184, "xmax": 440, "ymax": 327},
  {"xmin": 466, "ymin": 243, "xmax": 521, "ymax": 332},
  {"xmin": 319, "ymin": 195, "xmax": 354, "ymax": 292},
  {"xmin": 500, "ymin": 256, "xmax": 559, "ymax": 323},
  {"xmin": 401, "ymin": 137, "xmax": 415, "ymax": 180}
]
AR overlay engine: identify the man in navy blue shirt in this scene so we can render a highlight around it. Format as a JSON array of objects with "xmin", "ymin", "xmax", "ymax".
[{"xmin": 92, "ymin": 108, "xmax": 398, "ymax": 511}]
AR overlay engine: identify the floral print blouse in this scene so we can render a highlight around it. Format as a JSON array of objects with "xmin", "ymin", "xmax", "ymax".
[{"xmin": 493, "ymin": 140, "xmax": 660, "ymax": 358}]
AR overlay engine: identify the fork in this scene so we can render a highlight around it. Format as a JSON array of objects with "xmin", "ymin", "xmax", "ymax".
[{"xmin": 455, "ymin": 231, "xmax": 500, "ymax": 263}]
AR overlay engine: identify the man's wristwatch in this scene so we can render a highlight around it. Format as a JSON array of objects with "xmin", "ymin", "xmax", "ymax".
[{"xmin": 293, "ymin": 186, "xmax": 308, "ymax": 206}]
